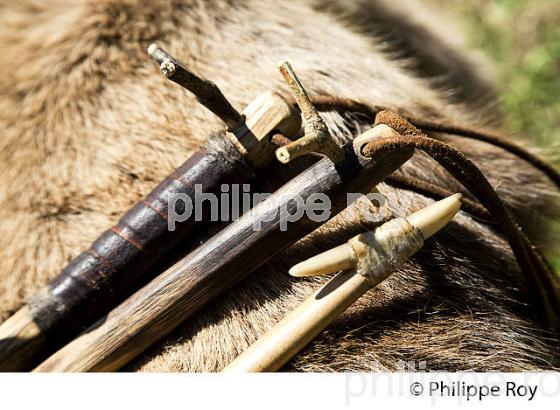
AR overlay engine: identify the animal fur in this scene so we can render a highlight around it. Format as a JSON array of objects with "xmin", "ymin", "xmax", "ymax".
[{"xmin": 0, "ymin": 0, "xmax": 558, "ymax": 371}]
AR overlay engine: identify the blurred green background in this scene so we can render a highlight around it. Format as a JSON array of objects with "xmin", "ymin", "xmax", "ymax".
[
  {"xmin": 436, "ymin": 0, "xmax": 559, "ymax": 270},
  {"xmin": 450, "ymin": 0, "xmax": 559, "ymax": 150}
]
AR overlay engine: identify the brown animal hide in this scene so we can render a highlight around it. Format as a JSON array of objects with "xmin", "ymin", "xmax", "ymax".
[{"xmin": 0, "ymin": 0, "xmax": 558, "ymax": 371}]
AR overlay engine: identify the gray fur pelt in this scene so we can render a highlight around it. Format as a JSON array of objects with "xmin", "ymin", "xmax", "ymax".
[{"xmin": 0, "ymin": 0, "xmax": 558, "ymax": 371}]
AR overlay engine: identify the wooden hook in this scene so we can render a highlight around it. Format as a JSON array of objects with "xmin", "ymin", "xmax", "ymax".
[{"xmin": 275, "ymin": 61, "xmax": 346, "ymax": 165}]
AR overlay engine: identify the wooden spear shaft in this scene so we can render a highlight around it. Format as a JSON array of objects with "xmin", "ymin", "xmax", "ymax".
[
  {"xmin": 225, "ymin": 269, "xmax": 371, "ymax": 372},
  {"xmin": 34, "ymin": 128, "xmax": 413, "ymax": 372}
]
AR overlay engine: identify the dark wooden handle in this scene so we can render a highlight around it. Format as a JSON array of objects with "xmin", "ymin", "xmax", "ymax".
[
  {"xmin": 30, "ymin": 148, "xmax": 232, "ymax": 339},
  {"xmin": 0, "ymin": 148, "xmax": 234, "ymax": 371}
]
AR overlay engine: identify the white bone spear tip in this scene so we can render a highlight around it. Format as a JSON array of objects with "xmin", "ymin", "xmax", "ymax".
[
  {"xmin": 289, "ymin": 193, "xmax": 463, "ymax": 277},
  {"xmin": 407, "ymin": 193, "xmax": 463, "ymax": 240},
  {"xmin": 289, "ymin": 244, "xmax": 356, "ymax": 277}
]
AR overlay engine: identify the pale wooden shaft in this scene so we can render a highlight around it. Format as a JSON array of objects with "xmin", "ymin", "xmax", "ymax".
[
  {"xmin": 223, "ymin": 270, "xmax": 371, "ymax": 372},
  {"xmin": 230, "ymin": 91, "xmax": 301, "ymax": 168},
  {"xmin": 224, "ymin": 195, "xmax": 463, "ymax": 372},
  {"xmin": 0, "ymin": 306, "xmax": 46, "ymax": 371}
]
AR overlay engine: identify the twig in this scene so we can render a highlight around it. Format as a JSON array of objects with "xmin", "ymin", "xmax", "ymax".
[{"xmin": 148, "ymin": 44, "xmax": 244, "ymax": 130}]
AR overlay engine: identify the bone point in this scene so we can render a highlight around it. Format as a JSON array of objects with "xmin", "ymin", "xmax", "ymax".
[
  {"xmin": 289, "ymin": 243, "xmax": 356, "ymax": 277},
  {"xmin": 406, "ymin": 193, "xmax": 462, "ymax": 240},
  {"xmin": 288, "ymin": 194, "xmax": 462, "ymax": 277}
]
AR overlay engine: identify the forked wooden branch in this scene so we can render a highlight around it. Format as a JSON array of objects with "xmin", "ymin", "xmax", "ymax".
[{"xmin": 275, "ymin": 61, "xmax": 346, "ymax": 165}]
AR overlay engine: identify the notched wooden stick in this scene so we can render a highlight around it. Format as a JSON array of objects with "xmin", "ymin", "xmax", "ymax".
[{"xmin": 275, "ymin": 61, "xmax": 346, "ymax": 165}]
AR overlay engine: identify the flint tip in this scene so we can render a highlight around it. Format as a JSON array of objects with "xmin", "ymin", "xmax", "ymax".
[{"xmin": 406, "ymin": 193, "xmax": 462, "ymax": 240}]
